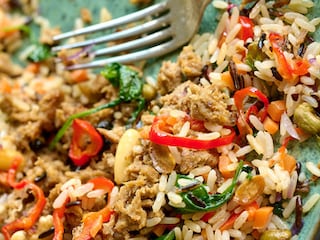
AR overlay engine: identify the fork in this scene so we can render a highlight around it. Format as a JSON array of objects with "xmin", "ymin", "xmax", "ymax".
[{"xmin": 52, "ymin": 0, "xmax": 212, "ymax": 70}]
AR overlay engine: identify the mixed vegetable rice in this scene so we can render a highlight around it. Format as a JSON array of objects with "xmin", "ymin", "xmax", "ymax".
[{"xmin": 0, "ymin": 0, "xmax": 320, "ymax": 240}]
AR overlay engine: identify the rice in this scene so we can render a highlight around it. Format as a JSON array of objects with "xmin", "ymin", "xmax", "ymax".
[
  {"xmin": 303, "ymin": 193, "xmax": 320, "ymax": 213},
  {"xmin": 306, "ymin": 162, "xmax": 320, "ymax": 177},
  {"xmin": 282, "ymin": 196, "xmax": 298, "ymax": 218}
]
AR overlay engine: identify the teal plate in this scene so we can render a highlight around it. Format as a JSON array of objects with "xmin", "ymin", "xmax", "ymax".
[{"xmin": 37, "ymin": 1, "xmax": 319, "ymax": 239}]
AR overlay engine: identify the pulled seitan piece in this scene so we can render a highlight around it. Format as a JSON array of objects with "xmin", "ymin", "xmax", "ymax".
[
  {"xmin": 161, "ymin": 81, "xmax": 233, "ymax": 125},
  {"xmin": 177, "ymin": 45, "xmax": 203, "ymax": 77},
  {"xmin": 157, "ymin": 45, "xmax": 203, "ymax": 95},
  {"xmin": 114, "ymin": 178, "xmax": 159, "ymax": 232}
]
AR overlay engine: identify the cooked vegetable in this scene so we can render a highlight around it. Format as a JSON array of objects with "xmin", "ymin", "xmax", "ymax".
[
  {"xmin": 238, "ymin": 16, "xmax": 254, "ymax": 41},
  {"xmin": 263, "ymin": 116, "xmax": 279, "ymax": 135},
  {"xmin": 293, "ymin": 102, "xmax": 320, "ymax": 135},
  {"xmin": 149, "ymin": 115, "xmax": 235, "ymax": 150},
  {"xmin": 218, "ymin": 155, "xmax": 235, "ymax": 178},
  {"xmin": 233, "ymin": 175, "xmax": 265, "ymax": 205},
  {"xmin": 253, "ymin": 206, "xmax": 273, "ymax": 230},
  {"xmin": 260, "ymin": 229, "xmax": 291, "ymax": 240},
  {"xmin": 27, "ymin": 43, "xmax": 53, "ymax": 62},
  {"xmin": 155, "ymin": 230, "xmax": 175, "ymax": 240},
  {"xmin": 267, "ymin": 100, "xmax": 286, "ymax": 122},
  {"xmin": 0, "ymin": 148, "xmax": 24, "ymax": 171},
  {"xmin": 2, "ymin": 182, "xmax": 46, "ymax": 240},
  {"xmin": 1, "ymin": 158, "xmax": 46, "ymax": 240},
  {"xmin": 114, "ymin": 128, "xmax": 140, "ymax": 184},
  {"xmin": 52, "ymin": 177, "xmax": 114, "ymax": 240},
  {"xmin": 173, "ymin": 161, "xmax": 243, "ymax": 213},
  {"xmin": 78, "ymin": 177, "xmax": 114, "ymax": 240},
  {"xmin": 269, "ymin": 33, "xmax": 310, "ymax": 83},
  {"xmin": 245, "ymin": 41, "xmax": 267, "ymax": 70},
  {"xmin": 49, "ymin": 63, "xmax": 146, "ymax": 148},
  {"xmin": 219, "ymin": 212, "xmax": 241, "ymax": 231},
  {"xmin": 68, "ymin": 119, "xmax": 103, "ymax": 166},
  {"xmin": 150, "ymin": 143, "xmax": 176, "ymax": 174}
]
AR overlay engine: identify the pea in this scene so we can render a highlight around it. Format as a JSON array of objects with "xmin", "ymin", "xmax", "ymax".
[
  {"xmin": 260, "ymin": 229, "xmax": 292, "ymax": 240},
  {"xmin": 142, "ymin": 83, "xmax": 157, "ymax": 101},
  {"xmin": 0, "ymin": 149, "xmax": 24, "ymax": 171}
]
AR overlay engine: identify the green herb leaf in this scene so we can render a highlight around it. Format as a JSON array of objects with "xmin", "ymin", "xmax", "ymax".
[
  {"xmin": 174, "ymin": 161, "xmax": 244, "ymax": 213},
  {"xmin": 154, "ymin": 230, "xmax": 175, "ymax": 240},
  {"xmin": 50, "ymin": 63, "xmax": 146, "ymax": 149},
  {"xmin": 27, "ymin": 43, "xmax": 53, "ymax": 62}
]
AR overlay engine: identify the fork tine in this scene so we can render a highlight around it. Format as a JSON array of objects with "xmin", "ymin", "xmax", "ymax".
[
  {"xmin": 53, "ymin": 2, "xmax": 168, "ymax": 41},
  {"xmin": 93, "ymin": 28, "xmax": 172, "ymax": 57},
  {"xmin": 66, "ymin": 39, "xmax": 176, "ymax": 70},
  {"xmin": 52, "ymin": 15, "xmax": 170, "ymax": 52}
]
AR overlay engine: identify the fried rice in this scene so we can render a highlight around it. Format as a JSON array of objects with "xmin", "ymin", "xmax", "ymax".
[{"xmin": 0, "ymin": 0, "xmax": 320, "ymax": 240}]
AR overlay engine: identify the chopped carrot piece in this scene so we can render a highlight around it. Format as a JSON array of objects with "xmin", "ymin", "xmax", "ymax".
[
  {"xmin": 245, "ymin": 201, "xmax": 259, "ymax": 222},
  {"xmin": 263, "ymin": 116, "xmax": 279, "ymax": 135},
  {"xmin": 201, "ymin": 229, "xmax": 207, "ymax": 239},
  {"xmin": 70, "ymin": 69, "xmax": 89, "ymax": 83},
  {"xmin": 221, "ymin": 71, "xmax": 235, "ymax": 90},
  {"xmin": 267, "ymin": 100, "xmax": 286, "ymax": 122},
  {"xmin": 152, "ymin": 224, "xmax": 166, "ymax": 237},
  {"xmin": 26, "ymin": 63, "xmax": 41, "ymax": 74},
  {"xmin": 218, "ymin": 155, "xmax": 235, "ymax": 179},
  {"xmin": 253, "ymin": 206, "xmax": 273, "ymax": 230},
  {"xmin": 279, "ymin": 151, "xmax": 296, "ymax": 173}
]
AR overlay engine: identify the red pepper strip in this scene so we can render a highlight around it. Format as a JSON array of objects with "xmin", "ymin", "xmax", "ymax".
[
  {"xmin": 6, "ymin": 157, "xmax": 28, "ymax": 189},
  {"xmin": 238, "ymin": 16, "xmax": 254, "ymax": 41},
  {"xmin": 68, "ymin": 119, "xmax": 103, "ymax": 166},
  {"xmin": 52, "ymin": 197, "xmax": 69, "ymax": 240},
  {"xmin": 219, "ymin": 212, "xmax": 242, "ymax": 231},
  {"xmin": 77, "ymin": 177, "xmax": 114, "ymax": 240},
  {"xmin": 2, "ymin": 183, "xmax": 46, "ymax": 240},
  {"xmin": 269, "ymin": 33, "xmax": 310, "ymax": 82},
  {"xmin": 234, "ymin": 86, "xmax": 269, "ymax": 122},
  {"xmin": 149, "ymin": 116, "xmax": 235, "ymax": 149}
]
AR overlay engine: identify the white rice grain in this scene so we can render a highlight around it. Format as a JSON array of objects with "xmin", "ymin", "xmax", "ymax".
[
  {"xmin": 206, "ymin": 224, "xmax": 214, "ymax": 240},
  {"xmin": 53, "ymin": 190, "xmax": 69, "ymax": 209},
  {"xmin": 190, "ymin": 165, "xmax": 211, "ymax": 176},
  {"xmin": 282, "ymin": 195, "xmax": 298, "ymax": 218},
  {"xmin": 225, "ymin": 23, "xmax": 241, "ymax": 43},
  {"xmin": 159, "ymin": 174, "xmax": 168, "ymax": 192},
  {"xmin": 306, "ymin": 162, "xmax": 320, "ymax": 177},
  {"xmin": 217, "ymin": 178, "xmax": 233, "ymax": 193},
  {"xmin": 73, "ymin": 182, "xmax": 94, "ymax": 197},
  {"xmin": 249, "ymin": 115, "xmax": 264, "ymax": 131},
  {"xmin": 217, "ymin": 42, "xmax": 227, "ymax": 65},
  {"xmin": 152, "ymin": 192, "xmax": 165, "ymax": 212},
  {"xmin": 212, "ymin": 0, "xmax": 228, "ymax": 9},
  {"xmin": 234, "ymin": 211, "xmax": 249, "ymax": 229},
  {"xmin": 303, "ymin": 193, "xmax": 320, "ymax": 213},
  {"xmin": 87, "ymin": 189, "xmax": 106, "ymax": 199},
  {"xmin": 228, "ymin": 229, "xmax": 243, "ymax": 238},
  {"xmin": 174, "ymin": 227, "xmax": 182, "ymax": 240},
  {"xmin": 146, "ymin": 217, "xmax": 162, "ymax": 227},
  {"xmin": 185, "ymin": 220, "xmax": 202, "ymax": 233},
  {"xmin": 160, "ymin": 217, "xmax": 181, "ymax": 225},
  {"xmin": 167, "ymin": 191, "xmax": 183, "ymax": 204},
  {"xmin": 235, "ymin": 145, "xmax": 253, "ymax": 157},
  {"xmin": 295, "ymin": 17, "xmax": 315, "ymax": 32},
  {"xmin": 271, "ymin": 214, "xmax": 288, "ymax": 229}
]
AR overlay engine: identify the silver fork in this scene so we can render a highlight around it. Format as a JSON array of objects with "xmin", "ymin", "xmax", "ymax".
[{"xmin": 52, "ymin": 0, "xmax": 211, "ymax": 70}]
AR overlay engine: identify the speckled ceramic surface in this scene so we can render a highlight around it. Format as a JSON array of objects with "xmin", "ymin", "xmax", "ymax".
[{"xmin": 39, "ymin": 1, "xmax": 319, "ymax": 239}]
